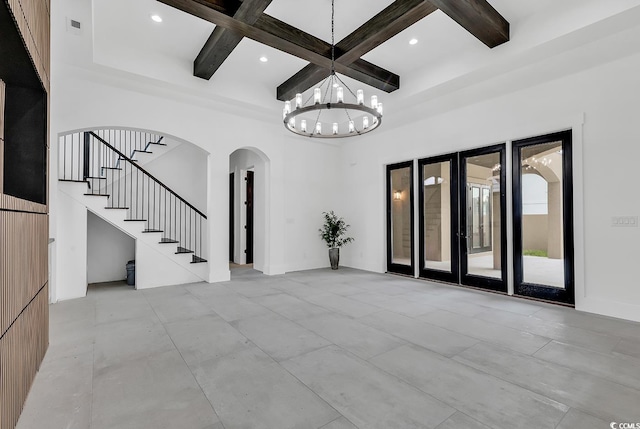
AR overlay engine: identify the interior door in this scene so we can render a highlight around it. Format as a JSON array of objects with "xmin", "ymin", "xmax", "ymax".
[
  {"xmin": 245, "ymin": 171, "xmax": 254, "ymax": 264},
  {"xmin": 418, "ymin": 154, "xmax": 459, "ymax": 283},
  {"xmin": 512, "ymin": 131, "xmax": 574, "ymax": 304},
  {"xmin": 387, "ymin": 161, "xmax": 414, "ymax": 276},
  {"xmin": 460, "ymin": 144, "xmax": 507, "ymax": 292}
]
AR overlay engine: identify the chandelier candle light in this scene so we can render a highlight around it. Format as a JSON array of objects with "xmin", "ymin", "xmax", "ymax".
[{"xmin": 282, "ymin": 0, "xmax": 383, "ymax": 138}]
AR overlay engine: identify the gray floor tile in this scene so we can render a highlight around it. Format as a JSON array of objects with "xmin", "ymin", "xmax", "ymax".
[
  {"xmin": 419, "ymin": 309, "xmax": 551, "ymax": 355},
  {"xmin": 303, "ymin": 293, "xmax": 381, "ymax": 318},
  {"xmin": 320, "ymin": 416, "xmax": 359, "ymax": 429},
  {"xmin": 414, "ymin": 295, "xmax": 491, "ymax": 317},
  {"xmin": 613, "ymin": 336, "xmax": 640, "ymax": 359},
  {"xmin": 475, "ymin": 308, "xmax": 621, "ymax": 353},
  {"xmin": 92, "ymin": 349, "xmax": 220, "ymax": 429},
  {"xmin": 95, "ymin": 294, "xmax": 156, "ymax": 324},
  {"xmin": 358, "ymin": 310, "xmax": 478, "ymax": 357},
  {"xmin": 147, "ymin": 293, "xmax": 217, "ymax": 324},
  {"xmin": 454, "ymin": 341, "xmax": 640, "ymax": 423},
  {"xmin": 306, "ymin": 281, "xmax": 368, "ymax": 296},
  {"xmin": 49, "ymin": 297, "xmax": 96, "ymax": 325},
  {"xmin": 164, "ymin": 314, "xmax": 250, "ymax": 366},
  {"xmin": 370, "ymin": 344, "xmax": 568, "ymax": 429},
  {"xmin": 231, "ymin": 312, "xmax": 331, "ymax": 361},
  {"xmin": 534, "ymin": 340, "xmax": 640, "ymax": 390},
  {"xmin": 47, "ymin": 317, "xmax": 96, "ymax": 361},
  {"xmin": 197, "ymin": 291, "xmax": 272, "ymax": 322},
  {"xmin": 93, "ymin": 315, "xmax": 175, "ymax": 370},
  {"xmin": 225, "ymin": 280, "xmax": 282, "ymax": 297},
  {"xmin": 16, "ymin": 350, "xmax": 93, "ymax": 429},
  {"xmin": 19, "ymin": 268, "xmax": 640, "ymax": 429},
  {"xmin": 184, "ymin": 282, "xmax": 236, "ymax": 297},
  {"xmin": 555, "ymin": 409, "xmax": 610, "ymax": 429},
  {"xmin": 282, "ymin": 345, "xmax": 455, "ymax": 429},
  {"xmin": 534, "ymin": 307, "xmax": 640, "ymax": 339},
  {"xmin": 297, "ymin": 312, "xmax": 406, "ymax": 360},
  {"xmin": 192, "ymin": 345, "xmax": 339, "ymax": 429},
  {"xmin": 435, "ymin": 412, "xmax": 492, "ymax": 429},
  {"xmin": 348, "ymin": 292, "xmax": 438, "ymax": 317},
  {"xmin": 460, "ymin": 293, "xmax": 543, "ymax": 315},
  {"xmin": 251, "ymin": 293, "xmax": 331, "ymax": 320},
  {"xmin": 271, "ymin": 280, "xmax": 328, "ymax": 298}
]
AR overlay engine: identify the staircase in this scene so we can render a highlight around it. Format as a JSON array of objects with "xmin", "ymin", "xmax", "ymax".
[{"xmin": 58, "ymin": 130, "xmax": 208, "ymax": 286}]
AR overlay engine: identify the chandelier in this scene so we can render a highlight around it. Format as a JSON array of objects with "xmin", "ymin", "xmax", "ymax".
[{"xmin": 282, "ymin": 0, "xmax": 383, "ymax": 138}]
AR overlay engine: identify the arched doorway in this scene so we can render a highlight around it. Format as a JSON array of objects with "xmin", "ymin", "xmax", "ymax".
[{"xmin": 229, "ymin": 148, "xmax": 270, "ymax": 273}]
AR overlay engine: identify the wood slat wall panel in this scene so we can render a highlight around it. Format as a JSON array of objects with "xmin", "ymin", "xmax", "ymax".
[
  {"xmin": 0, "ymin": 285, "xmax": 49, "ymax": 429},
  {"xmin": 6, "ymin": 0, "xmax": 50, "ymax": 90},
  {"xmin": 0, "ymin": 1, "xmax": 50, "ymax": 428},
  {"xmin": 0, "ymin": 211, "xmax": 48, "ymax": 338},
  {"xmin": 0, "ymin": 79, "xmax": 4, "ymax": 193},
  {"xmin": 0, "ymin": 194, "xmax": 47, "ymax": 214}
]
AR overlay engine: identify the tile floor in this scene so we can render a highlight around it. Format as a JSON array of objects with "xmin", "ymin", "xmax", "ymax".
[{"xmin": 16, "ymin": 267, "xmax": 640, "ymax": 429}]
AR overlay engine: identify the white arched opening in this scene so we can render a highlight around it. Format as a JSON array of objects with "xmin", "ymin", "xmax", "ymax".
[{"xmin": 229, "ymin": 147, "xmax": 271, "ymax": 273}]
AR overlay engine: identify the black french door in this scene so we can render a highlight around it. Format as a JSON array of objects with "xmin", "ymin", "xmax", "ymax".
[
  {"xmin": 386, "ymin": 161, "xmax": 414, "ymax": 276},
  {"xmin": 459, "ymin": 144, "xmax": 507, "ymax": 292},
  {"xmin": 418, "ymin": 154, "xmax": 459, "ymax": 283},
  {"xmin": 416, "ymin": 145, "xmax": 507, "ymax": 292},
  {"xmin": 512, "ymin": 131, "xmax": 574, "ymax": 304}
]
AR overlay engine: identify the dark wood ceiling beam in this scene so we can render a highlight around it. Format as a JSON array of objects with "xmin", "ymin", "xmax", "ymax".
[
  {"xmin": 427, "ymin": 0, "xmax": 509, "ymax": 48},
  {"xmin": 276, "ymin": 0, "xmax": 437, "ymax": 100},
  {"xmin": 160, "ymin": 0, "xmax": 399, "ymax": 95},
  {"xmin": 194, "ymin": 0, "xmax": 273, "ymax": 79}
]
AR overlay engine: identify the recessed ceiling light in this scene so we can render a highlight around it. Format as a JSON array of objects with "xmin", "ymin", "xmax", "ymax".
[
  {"xmin": 259, "ymin": 56, "xmax": 268, "ymax": 62},
  {"xmin": 409, "ymin": 38, "xmax": 418, "ymax": 45},
  {"xmin": 151, "ymin": 14, "xmax": 163, "ymax": 23}
]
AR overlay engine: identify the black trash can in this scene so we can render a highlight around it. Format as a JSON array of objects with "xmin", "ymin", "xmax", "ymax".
[{"xmin": 126, "ymin": 260, "xmax": 135, "ymax": 286}]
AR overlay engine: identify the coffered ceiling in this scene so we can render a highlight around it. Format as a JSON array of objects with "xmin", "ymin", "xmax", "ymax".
[{"xmin": 89, "ymin": 0, "xmax": 640, "ymax": 118}]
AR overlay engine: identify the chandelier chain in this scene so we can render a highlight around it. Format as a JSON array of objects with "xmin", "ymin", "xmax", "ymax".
[
  {"xmin": 282, "ymin": 0, "xmax": 383, "ymax": 138},
  {"xmin": 331, "ymin": 0, "xmax": 335, "ymax": 75}
]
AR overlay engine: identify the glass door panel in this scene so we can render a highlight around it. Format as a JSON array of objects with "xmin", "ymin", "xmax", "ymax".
[
  {"xmin": 460, "ymin": 145, "xmax": 507, "ymax": 292},
  {"xmin": 418, "ymin": 154, "xmax": 459, "ymax": 283},
  {"xmin": 387, "ymin": 161, "xmax": 414, "ymax": 275},
  {"xmin": 513, "ymin": 131, "xmax": 574, "ymax": 304}
]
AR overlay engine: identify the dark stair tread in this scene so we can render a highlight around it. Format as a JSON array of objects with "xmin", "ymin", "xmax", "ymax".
[
  {"xmin": 84, "ymin": 193, "xmax": 109, "ymax": 197},
  {"xmin": 191, "ymin": 256, "xmax": 207, "ymax": 264},
  {"xmin": 176, "ymin": 247, "xmax": 194, "ymax": 254},
  {"xmin": 142, "ymin": 229, "xmax": 163, "ymax": 233},
  {"xmin": 118, "ymin": 157, "xmax": 138, "ymax": 162},
  {"xmin": 133, "ymin": 150, "xmax": 153, "ymax": 154},
  {"xmin": 149, "ymin": 142, "xmax": 166, "ymax": 146},
  {"xmin": 159, "ymin": 238, "xmax": 179, "ymax": 244},
  {"xmin": 104, "ymin": 207, "xmax": 129, "ymax": 210},
  {"xmin": 124, "ymin": 219, "xmax": 147, "ymax": 222},
  {"xmin": 59, "ymin": 179, "xmax": 89, "ymax": 183},
  {"xmin": 86, "ymin": 176, "xmax": 107, "ymax": 179}
]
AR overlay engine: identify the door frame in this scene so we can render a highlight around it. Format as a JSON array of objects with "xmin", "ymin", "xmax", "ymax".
[
  {"xmin": 418, "ymin": 153, "xmax": 459, "ymax": 283},
  {"xmin": 459, "ymin": 143, "xmax": 508, "ymax": 292},
  {"xmin": 512, "ymin": 130, "xmax": 574, "ymax": 304},
  {"xmin": 386, "ymin": 161, "xmax": 415, "ymax": 276}
]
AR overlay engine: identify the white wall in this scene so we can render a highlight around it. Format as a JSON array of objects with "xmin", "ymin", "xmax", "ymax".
[
  {"xmin": 55, "ymin": 187, "xmax": 87, "ymax": 301},
  {"xmin": 143, "ymin": 140, "xmax": 208, "ymax": 212},
  {"xmin": 87, "ymin": 211, "xmax": 135, "ymax": 284},
  {"xmin": 49, "ymin": 0, "xmax": 341, "ymax": 299},
  {"xmin": 339, "ymin": 50, "xmax": 640, "ymax": 322},
  {"xmin": 48, "ymin": 0, "xmax": 640, "ymax": 323}
]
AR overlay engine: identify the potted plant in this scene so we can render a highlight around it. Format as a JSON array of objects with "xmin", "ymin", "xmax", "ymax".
[{"xmin": 319, "ymin": 211, "xmax": 354, "ymax": 270}]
